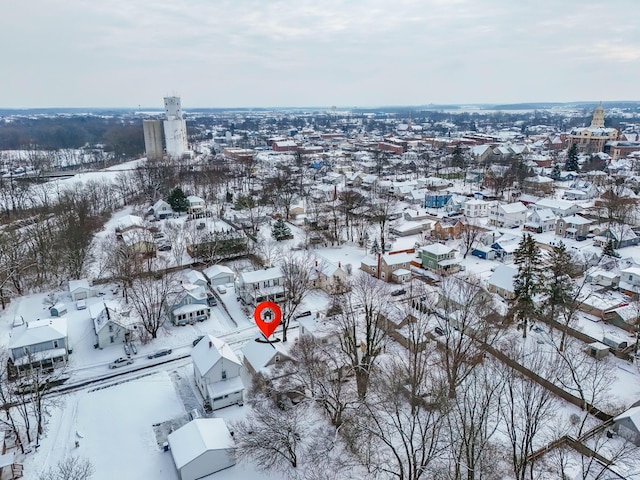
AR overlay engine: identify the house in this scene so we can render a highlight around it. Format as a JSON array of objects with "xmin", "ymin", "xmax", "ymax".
[
  {"xmin": 601, "ymin": 304, "xmax": 638, "ymax": 332},
  {"xmin": 490, "ymin": 234, "xmax": 521, "ymax": 262},
  {"xmin": 68, "ymin": 278, "xmax": 95, "ymax": 301},
  {"xmin": 203, "ymin": 265, "xmax": 235, "ymax": 286},
  {"xmin": 593, "ymin": 225, "xmax": 640, "ymax": 249},
  {"xmin": 613, "ymin": 406, "xmax": 640, "ymax": 446},
  {"xmin": 390, "ymin": 221, "xmax": 431, "ymax": 237},
  {"xmin": 115, "ymin": 214, "xmax": 145, "ymax": 235},
  {"xmin": 524, "ymin": 209, "xmax": 556, "ymax": 233},
  {"xmin": 488, "ymin": 202, "xmax": 528, "ymax": 228},
  {"xmin": 120, "ymin": 229, "xmax": 157, "ymax": 257},
  {"xmin": 464, "ymin": 199, "xmax": 489, "ymax": 218},
  {"xmin": 360, "ymin": 252, "xmax": 417, "ymax": 283},
  {"xmin": 562, "ymin": 181, "xmax": 598, "ymax": 200},
  {"xmin": 555, "ymin": 215, "xmax": 592, "ymax": 239},
  {"xmin": 424, "ymin": 192, "xmax": 452, "ymax": 209},
  {"xmin": 431, "ymin": 218, "xmax": 463, "ymax": 240},
  {"xmin": 181, "ymin": 269, "xmax": 208, "ymax": 289},
  {"xmin": 150, "ymin": 199, "xmax": 174, "ymax": 219},
  {"xmin": 186, "ymin": 195, "xmax": 206, "ymax": 216},
  {"xmin": 167, "ymin": 418, "xmax": 236, "ymax": 480},
  {"xmin": 298, "ymin": 315, "xmax": 340, "ymax": 345},
  {"xmin": 585, "ymin": 269, "xmax": 620, "ymax": 288},
  {"xmin": 311, "ymin": 259, "xmax": 349, "ymax": 293},
  {"xmin": 236, "ymin": 267, "xmax": 285, "ymax": 306},
  {"xmin": 192, "ymin": 335, "xmax": 244, "ymax": 410},
  {"xmin": 91, "ymin": 301, "xmax": 137, "ymax": 348},
  {"xmin": 471, "ymin": 244, "xmax": 497, "ymax": 260},
  {"xmin": 166, "ymin": 284, "xmax": 210, "ymax": 326},
  {"xmin": 9, "ymin": 318, "xmax": 68, "ymax": 374},
  {"xmin": 522, "ymin": 175, "xmax": 554, "ymax": 194},
  {"xmin": 532, "ymin": 198, "xmax": 581, "ymax": 218},
  {"xmin": 487, "ymin": 265, "xmax": 517, "ymax": 299},
  {"xmin": 241, "ymin": 339, "xmax": 291, "ymax": 376},
  {"xmin": 418, "ymin": 244, "xmax": 461, "ymax": 275}
]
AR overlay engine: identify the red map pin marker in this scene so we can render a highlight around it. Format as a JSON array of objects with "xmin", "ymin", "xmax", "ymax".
[{"xmin": 253, "ymin": 301, "xmax": 282, "ymax": 338}]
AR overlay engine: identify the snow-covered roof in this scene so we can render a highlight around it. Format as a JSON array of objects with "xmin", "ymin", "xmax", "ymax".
[
  {"xmin": 499, "ymin": 202, "xmax": 528, "ymax": 214},
  {"xmin": 68, "ymin": 278, "xmax": 91, "ymax": 292},
  {"xmin": 203, "ymin": 264, "xmax": 235, "ymax": 280},
  {"xmin": 382, "ymin": 252, "xmax": 416, "ymax": 266},
  {"xmin": 488, "ymin": 265, "xmax": 517, "ymax": 293},
  {"xmin": 10, "ymin": 318, "xmax": 67, "ymax": 349},
  {"xmin": 168, "ymin": 418, "xmax": 235, "ymax": 469},
  {"xmin": 182, "ymin": 269, "xmax": 207, "ymax": 286},
  {"xmin": 187, "ymin": 195, "xmax": 205, "ymax": 204},
  {"xmin": 613, "ymin": 406, "xmax": 640, "ymax": 435},
  {"xmin": 241, "ymin": 339, "xmax": 287, "ymax": 372},
  {"xmin": 420, "ymin": 243, "xmax": 455, "ymax": 256},
  {"xmin": 238, "ymin": 267, "xmax": 282, "ymax": 285},
  {"xmin": 116, "ymin": 214, "xmax": 144, "ymax": 231},
  {"xmin": 192, "ymin": 335, "xmax": 241, "ymax": 377},
  {"xmin": 560, "ymin": 215, "xmax": 591, "ymax": 226}
]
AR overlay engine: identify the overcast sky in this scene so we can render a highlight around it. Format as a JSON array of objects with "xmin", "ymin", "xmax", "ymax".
[{"xmin": 1, "ymin": 0, "xmax": 638, "ymax": 109}]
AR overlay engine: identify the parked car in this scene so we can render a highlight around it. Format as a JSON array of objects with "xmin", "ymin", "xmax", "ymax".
[
  {"xmin": 148, "ymin": 348, "xmax": 172, "ymax": 359},
  {"xmin": 217, "ymin": 285, "xmax": 227, "ymax": 294},
  {"xmin": 157, "ymin": 243, "xmax": 172, "ymax": 251},
  {"xmin": 76, "ymin": 300, "xmax": 86, "ymax": 310},
  {"xmin": 434, "ymin": 326, "xmax": 448, "ymax": 336},
  {"xmin": 391, "ymin": 289, "xmax": 407, "ymax": 297},
  {"xmin": 109, "ymin": 357, "xmax": 134, "ymax": 369},
  {"xmin": 207, "ymin": 296, "xmax": 217, "ymax": 307},
  {"xmin": 193, "ymin": 335, "xmax": 205, "ymax": 347}
]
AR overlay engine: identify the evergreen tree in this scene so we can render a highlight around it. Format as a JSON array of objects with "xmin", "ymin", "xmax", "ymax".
[
  {"xmin": 451, "ymin": 145, "xmax": 466, "ymax": 169},
  {"xmin": 565, "ymin": 144, "xmax": 579, "ymax": 172},
  {"xmin": 550, "ymin": 163, "xmax": 561, "ymax": 180},
  {"xmin": 602, "ymin": 238, "xmax": 620, "ymax": 258},
  {"xmin": 542, "ymin": 242, "xmax": 574, "ymax": 324},
  {"xmin": 510, "ymin": 234, "xmax": 544, "ymax": 338},
  {"xmin": 369, "ymin": 237, "xmax": 381, "ymax": 255},
  {"xmin": 167, "ymin": 187, "xmax": 189, "ymax": 212},
  {"xmin": 272, "ymin": 218, "xmax": 292, "ymax": 241}
]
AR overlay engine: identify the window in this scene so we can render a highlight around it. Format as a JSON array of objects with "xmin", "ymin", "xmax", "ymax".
[
  {"xmin": 222, "ymin": 370, "xmax": 227, "ymax": 380},
  {"xmin": 110, "ymin": 336, "xmax": 115, "ymax": 344},
  {"xmin": 53, "ymin": 340, "xmax": 59, "ymax": 348},
  {"xmin": 108, "ymin": 325, "xmax": 114, "ymax": 333}
]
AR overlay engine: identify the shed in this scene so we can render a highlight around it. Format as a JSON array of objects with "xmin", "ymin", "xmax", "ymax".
[
  {"xmin": 586, "ymin": 342, "xmax": 609, "ymax": 360},
  {"xmin": 168, "ymin": 418, "xmax": 236, "ymax": 480},
  {"xmin": 50, "ymin": 303, "xmax": 68, "ymax": 317}
]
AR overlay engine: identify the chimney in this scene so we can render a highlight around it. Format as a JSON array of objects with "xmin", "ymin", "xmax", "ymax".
[
  {"xmin": 209, "ymin": 341, "xmax": 213, "ymax": 348},
  {"xmin": 315, "ymin": 260, "xmax": 318, "ymax": 267},
  {"xmin": 338, "ymin": 261, "xmax": 341, "ymax": 268}
]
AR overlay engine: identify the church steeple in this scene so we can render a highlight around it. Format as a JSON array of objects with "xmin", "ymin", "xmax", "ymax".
[{"xmin": 590, "ymin": 102, "xmax": 605, "ymax": 128}]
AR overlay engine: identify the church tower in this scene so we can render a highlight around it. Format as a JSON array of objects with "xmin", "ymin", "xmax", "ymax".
[{"xmin": 590, "ymin": 103, "xmax": 605, "ymax": 128}]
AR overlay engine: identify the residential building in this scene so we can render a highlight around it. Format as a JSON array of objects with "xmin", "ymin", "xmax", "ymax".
[
  {"xmin": 91, "ymin": 301, "xmax": 137, "ymax": 348},
  {"xmin": 166, "ymin": 283, "xmax": 211, "ymax": 326},
  {"xmin": 532, "ymin": 198, "xmax": 581, "ymax": 218},
  {"xmin": 555, "ymin": 215, "xmax": 592, "ymax": 239},
  {"xmin": 487, "ymin": 265, "xmax": 517, "ymax": 299},
  {"xmin": 360, "ymin": 252, "xmax": 416, "ymax": 283},
  {"xmin": 311, "ymin": 260, "xmax": 349, "ymax": 293},
  {"xmin": 9, "ymin": 318, "xmax": 68, "ymax": 375},
  {"xmin": 488, "ymin": 202, "xmax": 528, "ymax": 228},
  {"xmin": 149, "ymin": 199, "xmax": 174, "ymax": 219},
  {"xmin": 187, "ymin": 195, "xmax": 206, "ymax": 216},
  {"xmin": 192, "ymin": 335, "xmax": 244, "ymax": 410},
  {"xmin": 464, "ymin": 199, "xmax": 489, "ymax": 218},
  {"xmin": 524, "ymin": 208, "xmax": 556, "ymax": 233},
  {"xmin": 418, "ymin": 244, "xmax": 460, "ymax": 274},
  {"xmin": 236, "ymin": 267, "xmax": 285, "ymax": 306}
]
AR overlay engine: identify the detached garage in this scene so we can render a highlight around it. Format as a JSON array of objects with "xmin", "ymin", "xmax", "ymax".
[
  {"xmin": 68, "ymin": 279, "xmax": 95, "ymax": 301},
  {"xmin": 168, "ymin": 418, "xmax": 236, "ymax": 480}
]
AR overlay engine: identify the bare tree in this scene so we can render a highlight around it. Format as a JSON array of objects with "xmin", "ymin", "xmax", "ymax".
[
  {"xmin": 128, "ymin": 268, "xmax": 178, "ymax": 339},
  {"xmin": 232, "ymin": 399, "xmax": 310, "ymax": 472},
  {"xmin": 435, "ymin": 276, "xmax": 497, "ymax": 398},
  {"xmin": 333, "ymin": 272, "xmax": 389, "ymax": 399},
  {"xmin": 367, "ymin": 192, "xmax": 398, "ymax": 254},
  {"xmin": 279, "ymin": 254, "xmax": 314, "ymax": 342},
  {"xmin": 499, "ymin": 344, "xmax": 558, "ymax": 480},
  {"xmin": 459, "ymin": 219, "xmax": 484, "ymax": 258},
  {"xmin": 38, "ymin": 456, "xmax": 95, "ymax": 480}
]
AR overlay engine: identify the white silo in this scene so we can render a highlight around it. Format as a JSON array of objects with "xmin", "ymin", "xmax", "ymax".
[{"xmin": 163, "ymin": 96, "xmax": 188, "ymax": 159}]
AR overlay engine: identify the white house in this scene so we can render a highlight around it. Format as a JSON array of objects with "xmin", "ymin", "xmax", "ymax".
[
  {"xmin": 241, "ymin": 339, "xmax": 291, "ymax": 376},
  {"xmin": 115, "ymin": 214, "xmax": 145, "ymax": 234},
  {"xmin": 181, "ymin": 269, "xmax": 208, "ymax": 289},
  {"xmin": 192, "ymin": 335, "xmax": 244, "ymax": 410},
  {"xmin": 532, "ymin": 198, "xmax": 581, "ymax": 218},
  {"xmin": 68, "ymin": 278, "xmax": 95, "ymax": 301},
  {"xmin": 150, "ymin": 199, "xmax": 174, "ymax": 219},
  {"xmin": 464, "ymin": 199, "xmax": 489, "ymax": 218},
  {"xmin": 168, "ymin": 418, "xmax": 236, "ymax": 480},
  {"xmin": 487, "ymin": 265, "xmax": 517, "ymax": 299},
  {"xmin": 298, "ymin": 315, "xmax": 340, "ymax": 345},
  {"xmin": 488, "ymin": 202, "xmax": 528, "ymax": 228},
  {"xmin": 91, "ymin": 301, "xmax": 137, "ymax": 349},
  {"xmin": 525, "ymin": 208, "xmax": 556, "ymax": 233},
  {"xmin": 9, "ymin": 318, "xmax": 68, "ymax": 373},
  {"xmin": 236, "ymin": 267, "xmax": 284, "ymax": 305},
  {"xmin": 186, "ymin": 195, "xmax": 206, "ymax": 215},
  {"xmin": 203, "ymin": 265, "xmax": 235, "ymax": 286}
]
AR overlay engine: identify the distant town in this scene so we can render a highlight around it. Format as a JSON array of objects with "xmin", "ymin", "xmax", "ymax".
[{"xmin": 0, "ymin": 99, "xmax": 639, "ymax": 479}]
